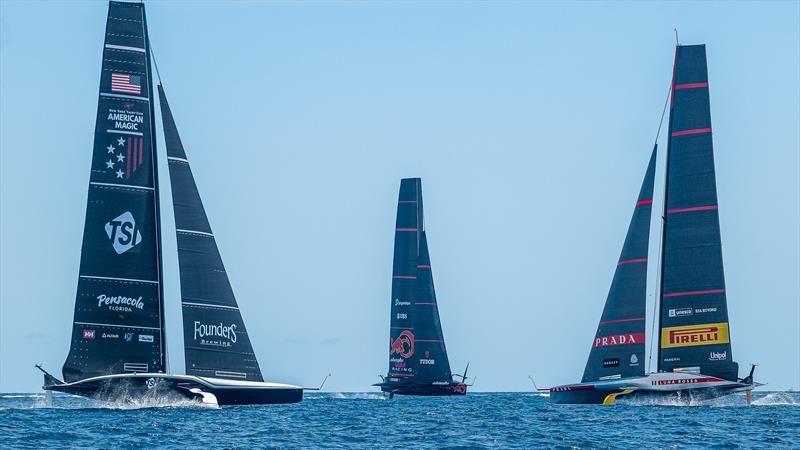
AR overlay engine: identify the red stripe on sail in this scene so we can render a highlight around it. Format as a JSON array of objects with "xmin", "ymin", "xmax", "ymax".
[
  {"xmin": 675, "ymin": 82, "xmax": 708, "ymax": 90},
  {"xmin": 132, "ymin": 138, "xmax": 137, "ymax": 169},
  {"xmin": 398, "ymin": 200, "xmax": 417, "ymax": 203},
  {"xmin": 392, "ymin": 276, "xmax": 416, "ymax": 279},
  {"xmin": 667, "ymin": 205, "xmax": 718, "ymax": 214},
  {"xmin": 636, "ymin": 199, "xmax": 653, "ymax": 206},
  {"xmin": 618, "ymin": 258, "xmax": 647, "ymax": 265},
  {"xmin": 126, "ymin": 139, "xmax": 131, "ymax": 179},
  {"xmin": 599, "ymin": 317, "xmax": 645, "ymax": 325},
  {"xmin": 417, "ymin": 265, "xmax": 431, "ymax": 269},
  {"xmin": 663, "ymin": 289, "xmax": 725, "ymax": 298},
  {"xmin": 138, "ymin": 138, "xmax": 143, "ymax": 168},
  {"xmin": 395, "ymin": 228, "xmax": 417, "ymax": 232},
  {"xmin": 671, "ymin": 128, "xmax": 712, "ymax": 137}
]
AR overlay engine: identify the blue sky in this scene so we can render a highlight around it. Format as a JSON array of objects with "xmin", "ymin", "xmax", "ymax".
[{"xmin": 1, "ymin": 1, "xmax": 798, "ymax": 392}]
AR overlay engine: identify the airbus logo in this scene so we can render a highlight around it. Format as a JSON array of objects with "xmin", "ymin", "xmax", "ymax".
[{"xmin": 105, "ymin": 211, "xmax": 142, "ymax": 254}]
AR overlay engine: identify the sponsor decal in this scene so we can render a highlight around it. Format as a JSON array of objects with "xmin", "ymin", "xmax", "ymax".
[
  {"xmin": 82, "ymin": 329, "xmax": 96, "ymax": 339},
  {"xmin": 660, "ymin": 323, "xmax": 730, "ymax": 349},
  {"xmin": 630, "ymin": 354, "xmax": 639, "ymax": 366},
  {"xmin": 138, "ymin": 334, "xmax": 154, "ymax": 343},
  {"xmin": 593, "ymin": 333, "xmax": 644, "ymax": 348},
  {"xmin": 145, "ymin": 377, "xmax": 157, "ymax": 389},
  {"xmin": 668, "ymin": 307, "xmax": 693, "ymax": 318},
  {"xmin": 396, "ymin": 313, "xmax": 407, "ymax": 320},
  {"xmin": 694, "ymin": 307, "xmax": 718, "ymax": 314},
  {"xmin": 194, "ymin": 321, "xmax": 237, "ymax": 347},
  {"xmin": 663, "ymin": 357, "xmax": 681, "ymax": 362},
  {"xmin": 390, "ymin": 330, "xmax": 415, "ymax": 359},
  {"xmin": 97, "ymin": 294, "xmax": 144, "ymax": 312},
  {"xmin": 709, "ymin": 351, "xmax": 727, "ymax": 361},
  {"xmin": 105, "ymin": 211, "xmax": 143, "ymax": 254},
  {"xmin": 651, "ymin": 377, "xmax": 723, "ymax": 386},
  {"xmin": 394, "ymin": 299, "xmax": 411, "ymax": 306},
  {"xmin": 101, "ymin": 333, "xmax": 119, "ymax": 339},
  {"xmin": 603, "ymin": 357, "xmax": 620, "ymax": 368},
  {"xmin": 418, "ymin": 351, "xmax": 435, "ymax": 365},
  {"xmin": 124, "ymin": 332, "xmax": 133, "ymax": 342}
]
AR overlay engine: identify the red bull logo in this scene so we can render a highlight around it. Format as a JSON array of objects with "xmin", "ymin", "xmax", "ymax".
[{"xmin": 390, "ymin": 330, "xmax": 415, "ymax": 359}]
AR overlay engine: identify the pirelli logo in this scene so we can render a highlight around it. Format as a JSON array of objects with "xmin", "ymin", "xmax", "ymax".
[{"xmin": 660, "ymin": 322, "xmax": 730, "ymax": 348}]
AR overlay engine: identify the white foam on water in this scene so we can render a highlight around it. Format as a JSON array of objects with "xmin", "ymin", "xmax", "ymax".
[
  {"xmin": 751, "ymin": 392, "xmax": 800, "ymax": 407},
  {"xmin": 328, "ymin": 392, "xmax": 388, "ymax": 400}
]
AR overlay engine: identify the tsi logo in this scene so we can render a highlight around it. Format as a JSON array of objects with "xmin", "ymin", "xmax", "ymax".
[{"xmin": 105, "ymin": 211, "xmax": 142, "ymax": 254}]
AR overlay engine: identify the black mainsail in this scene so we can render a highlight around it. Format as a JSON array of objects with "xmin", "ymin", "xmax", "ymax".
[
  {"xmin": 388, "ymin": 178, "xmax": 452, "ymax": 382},
  {"xmin": 657, "ymin": 44, "xmax": 737, "ymax": 381},
  {"xmin": 158, "ymin": 86, "xmax": 263, "ymax": 382},
  {"xmin": 63, "ymin": 1, "xmax": 165, "ymax": 383},
  {"xmin": 582, "ymin": 147, "xmax": 656, "ymax": 383}
]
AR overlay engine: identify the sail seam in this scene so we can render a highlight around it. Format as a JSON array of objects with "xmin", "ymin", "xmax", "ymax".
[
  {"xmin": 100, "ymin": 92, "xmax": 149, "ymax": 101},
  {"xmin": 167, "ymin": 156, "xmax": 189, "ymax": 163},
  {"xmin": 176, "ymin": 229, "xmax": 214, "ymax": 237},
  {"xmin": 183, "ymin": 302, "xmax": 239, "ymax": 311},
  {"xmin": 105, "ymin": 44, "xmax": 145, "ymax": 53},
  {"xmin": 74, "ymin": 321, "xmax": 160, "ymax": 330},
  {"xmin": 90, "ymin": 181, "xmax": 153, "ymax": 191},
  {"xmin": 79, "ymin": 275, "xmax": 158, "ymax": 284}
]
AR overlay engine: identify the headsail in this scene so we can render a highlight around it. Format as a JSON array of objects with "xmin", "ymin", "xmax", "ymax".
[
  {"xmin": 582, "ymin": 147, "xmax": 656, "ymax": 383},
  {"xmin": 388, "ymin": 178, "xmax": 452, "ymax": 381},
  {"xmin": 63, "ymin": 1, "xmax": 165, "ymax": 382},
  {"xmin": 658, "ymin": 45, "xmax": 737, "ymax": 381},
  {"xmin": 158, "ymin": 86, "xmax": 263, "ymax": 382}
]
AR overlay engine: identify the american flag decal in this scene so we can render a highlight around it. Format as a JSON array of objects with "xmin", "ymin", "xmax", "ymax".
[{"xmin": 111, "ymin": 73, "xmax": 142, "ymax": 95}]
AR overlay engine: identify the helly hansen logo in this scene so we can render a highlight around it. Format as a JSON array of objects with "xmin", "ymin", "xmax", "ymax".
[
  {"xmin": 105, "ymin": 211, "xmax": 142, "ymax": 254},
  {"xmin": 593, "ymin": 333, "xmax": 644, "ymax": 348},
  {"xmin": 660, "ymin": 323, "xmax": 730, "ymax": 349}
]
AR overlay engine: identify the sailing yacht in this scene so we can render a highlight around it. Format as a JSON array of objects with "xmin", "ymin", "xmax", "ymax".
[
  {"xmin": 374, "ymin": 178, "xmax": 470, "ymax": 398},
  {"xmin": 36, "ymin": 1, "xmax": 303, "ymax": 405},
  {"xmin": 549, "ymin": 44, "xmax": 762, "ymax": 404}
]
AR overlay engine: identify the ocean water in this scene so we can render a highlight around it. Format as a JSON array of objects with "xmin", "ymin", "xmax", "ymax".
[{"xmin": 1, "ymin": 391, "xmax": 798, "ymax": 448}]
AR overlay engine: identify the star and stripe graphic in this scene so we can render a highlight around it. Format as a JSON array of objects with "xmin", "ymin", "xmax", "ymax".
[
  {"xmin": 104, "ymin": 136, "xmax": 144, "ymax": 180},
  {"xmin": 111, "ymin": 73, "xmax": 142, "ymax": 95}
]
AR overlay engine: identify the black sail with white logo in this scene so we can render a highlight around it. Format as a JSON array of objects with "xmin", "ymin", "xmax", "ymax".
[
  {"xmin": 158, "ymin": 86, "xmax": 263, "ymax": 382},
  {"xmin": 582, "ymin": 147, "xmax": 656, "ymax": 383},
  {"xmin": 658, "ymin": 45, "xmax": 737, "ymax": 381},
  {"xmin": 387, "ymin": 178, "xmax": 452, "ymax": 382},
  {"xmin": 62, "ymin": 1, "xmax": 165, "ymax": 383}
]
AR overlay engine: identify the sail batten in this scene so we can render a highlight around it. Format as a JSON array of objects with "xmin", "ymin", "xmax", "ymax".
[
  {"xmin": 62, "ymin": 1, "xmax": 165, "ymax": 383},
  {"xmin": 657, "ymin": 45, "xmax": 736, "ymax": 381},
  {"xmin": 157, "ymin": 85, "xmax": 263, "ymax": 382},
  {"xmin": 581, "ymin": 146, "xmax": 656, "ymax": 383}
]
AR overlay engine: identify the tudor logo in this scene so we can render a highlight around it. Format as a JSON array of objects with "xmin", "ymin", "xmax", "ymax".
[
  {"xmin": 661, "ymin": 322, "xmax": 730, "ymax": 348},
  {"xmin": 105, "ymin": 211, "xmax": 142, "ymax": 254}
]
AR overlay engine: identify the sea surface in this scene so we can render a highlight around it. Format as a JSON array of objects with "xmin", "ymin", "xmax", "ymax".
[{"xmin": 0, "ymin": 391, "xmax": 798, "ymax": 449}]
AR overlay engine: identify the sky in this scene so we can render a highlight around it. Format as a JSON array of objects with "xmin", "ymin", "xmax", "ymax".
[{"xmin": 1, "ymin": 1, "xmax": 798, "ymax": 393}]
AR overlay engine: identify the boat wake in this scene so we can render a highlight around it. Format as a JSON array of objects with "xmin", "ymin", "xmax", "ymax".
[
  {"xmin": 0, "ymin": 392, "xmax": 216, "ymax": 410},
  {"xmin": 327, "ymin": 392, "xmax": 388, "ymax": 401},
  {"xmin": 617, "ymin": 391, "xmax": 800, "ymax": 408}
]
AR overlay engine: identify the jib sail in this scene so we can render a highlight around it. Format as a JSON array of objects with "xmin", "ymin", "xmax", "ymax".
[
  {"xmin": 582, "ymin": 147, "xmax": 656, "ymax": 383},
  {"xmin": 63, "ymin": 1, "xmax": 165, "ymax": 382},
  {"xmin": 158, "ymin": 86, "xmax": 263, "ymax": 382},
  {"xmin": 388, "ymin": 178, "xmax": 452, "ymax": 381},
  {"xmin": 657, "ymin": 45, "xmax": 737, "ymax": 381}
]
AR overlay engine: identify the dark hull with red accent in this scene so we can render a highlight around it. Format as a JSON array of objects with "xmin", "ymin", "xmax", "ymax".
[{"xmin": 375, "ymin": 380, "xmax": 467, "ymax": 398}]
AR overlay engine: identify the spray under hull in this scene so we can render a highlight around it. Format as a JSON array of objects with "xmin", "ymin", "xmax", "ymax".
[
  {"xmin": 43, "ymin": 373, "xmax": 303, "ymax": 406},
  {"xmin": 375, "ymin": 380, "xmax": 467, "ymax": 397}
]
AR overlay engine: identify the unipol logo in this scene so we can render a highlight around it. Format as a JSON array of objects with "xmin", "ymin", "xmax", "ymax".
[{"xmin": 105, "ymin": 211, "xmax": 142, "ymax": 254}]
